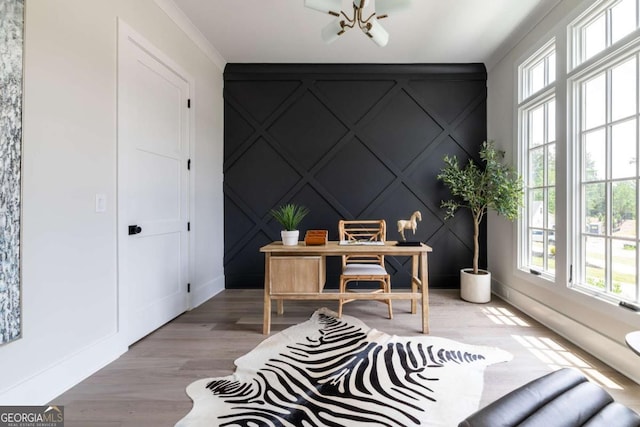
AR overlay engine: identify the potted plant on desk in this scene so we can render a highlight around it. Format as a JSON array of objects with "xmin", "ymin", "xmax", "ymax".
[
  {"xmin": 438, "ymin": 141, "xmax": 523, "ymax": 303},
  {"xmin": 270, "ymin": 203, "xmax": 310, "ymax": 246}
]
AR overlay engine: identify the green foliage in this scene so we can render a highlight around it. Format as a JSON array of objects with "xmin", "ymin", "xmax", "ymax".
[
  {"xmin": 270, "ymin": 203, "xmax": 310, "ymax": 231},
  {"xmin": 438, "ymin": 141, "xmax": 523, "ymax": 274},
  {"xmin": 587, "ymin": 277, "xmax": 623, "ymax": 295}
]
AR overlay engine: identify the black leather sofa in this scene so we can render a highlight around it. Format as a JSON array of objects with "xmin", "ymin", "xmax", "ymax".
[{"xmin": 459, "ymin": 368, "xmax": 640, "ymax": 426}]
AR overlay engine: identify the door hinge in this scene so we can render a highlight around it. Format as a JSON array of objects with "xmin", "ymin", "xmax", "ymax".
[
  {"xmin": 187, "ymin": 159, "xmax": 191, "ymax": 170},
  {"xmin": 187, "ymin": 283, "xmax": 191, "ymax": 293},
  {"xmin": 187, "ymin": 98, "xmax": 191, "ymax": 109},
  {"xmin": 187, "ymin": 222, "xmax": 191, "ymax": 231}
]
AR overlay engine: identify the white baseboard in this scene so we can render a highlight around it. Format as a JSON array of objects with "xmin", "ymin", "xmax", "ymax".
[
  {"xmin": 492, "ymin": 281, "xmax": 640, "ymax": 385},
  {"xmin": 1, "ymin": 276, "xmax": 224, "ymax": 405},
  {"xmin": 190, "ymin": 275, "xmax": 224, "ymax": 309},
  {"xmin": 0, "ymin": 333, "xmax": 126, "ymax": 405}
]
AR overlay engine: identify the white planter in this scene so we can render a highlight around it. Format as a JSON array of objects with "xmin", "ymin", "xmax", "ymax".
[
  {"xmin": 460, "ymin": 268, "xmax": 491, "ymax": 303},
  {"xmin": 281, "ymin": 230, "xmax": 300, "ymax": 246}
]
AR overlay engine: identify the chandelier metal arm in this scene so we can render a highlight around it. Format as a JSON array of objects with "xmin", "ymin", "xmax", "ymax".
[
  {"xmin": 340, "ymin": 8, "xmax": 355, "ymax": 26},
  {"xmin": 349, "ymin": 3, "xmax": 375, "ymax": 30},
  {"xmin": 360, "ymin": 11, "xmax": 376, "ymax": 28},
  {"xmin": 359, "ymin": 12, "xmax": 376, "ymax": 26}
]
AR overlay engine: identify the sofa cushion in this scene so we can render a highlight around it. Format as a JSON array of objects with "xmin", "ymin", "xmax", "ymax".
[{"xmin": 459, "ymin": 368, "xmax": 640, "ymax": 427}]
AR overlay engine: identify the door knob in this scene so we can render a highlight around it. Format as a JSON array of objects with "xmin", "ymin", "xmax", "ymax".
[{"xmin": 128, "ymin": 225, "xmax": 142, "ymax": 235}]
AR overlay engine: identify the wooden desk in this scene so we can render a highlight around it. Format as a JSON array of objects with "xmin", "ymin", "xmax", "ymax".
[{"xmin": 260, "ymin": 241, "xmax": 432, "ymax": 335}]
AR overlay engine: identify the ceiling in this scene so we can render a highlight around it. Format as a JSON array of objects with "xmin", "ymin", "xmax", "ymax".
[{"xmin": 168, "ymin": 0, "xmax": 562, "ymax": 68}]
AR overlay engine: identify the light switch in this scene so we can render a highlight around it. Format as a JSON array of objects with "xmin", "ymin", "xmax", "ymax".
[{"xmin": 95, "ymin": 193, "xmax": 107, "ymax": 213}]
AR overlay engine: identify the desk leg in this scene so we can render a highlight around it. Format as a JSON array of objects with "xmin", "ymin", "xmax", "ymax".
[
  {"xmin": 277, "ymin": 300, "xmax": 284, "ymax": 315},
  {"xmin": 411, "ymin": 254, "xmax": 418, "ymax": 314},
  {"xmin": 420, "ymin": 252, "xmax": 429, "ymax": 334},
  {"xmin": 263, "ymin": 252, "xmax": 271, "ymax": 335}
]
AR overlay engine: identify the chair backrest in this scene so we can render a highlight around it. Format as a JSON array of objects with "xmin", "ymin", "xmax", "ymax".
[{"xmin": 338, "ymin": 220, "xmax": 386, "ymax": 267}]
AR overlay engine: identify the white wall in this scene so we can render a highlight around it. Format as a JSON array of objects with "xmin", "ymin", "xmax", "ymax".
[
  {"xmin": 488, "ymin": 0, "xmax": 640, "ymax": 383},
  {"xmin": 0, "ymin": 0, "xmax": 224, "ymax": 404}
]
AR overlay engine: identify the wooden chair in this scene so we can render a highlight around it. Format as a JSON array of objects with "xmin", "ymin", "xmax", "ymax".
[{"xmin": 338, "ymin": 219, "xmax": 393, "ymax": 319}]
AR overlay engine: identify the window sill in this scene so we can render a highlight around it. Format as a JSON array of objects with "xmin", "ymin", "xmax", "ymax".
[
  {"xmin": 569, "ymin": 284, "xmax": 640, "ymax": 315},
  {"xmin": 518, "ymin": 266, "xmax": 555, "ymax": 283}
]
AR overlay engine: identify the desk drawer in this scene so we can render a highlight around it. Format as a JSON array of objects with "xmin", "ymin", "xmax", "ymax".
[{"xmin": 270, "ymin": 256, "xmax": 326, "ymax": 293}]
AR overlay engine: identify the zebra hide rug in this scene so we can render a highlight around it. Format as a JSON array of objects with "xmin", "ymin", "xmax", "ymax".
[{"xmin": 176, "ymin": 308, "xmax": 512, "ymax": 427}]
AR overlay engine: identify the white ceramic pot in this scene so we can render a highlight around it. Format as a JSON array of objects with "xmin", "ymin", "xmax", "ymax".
[
  {"xmin": 460, "ymin": 268, "xmax": 491, "ymax": 303},
  {"xmin": 281, "ymin": 230, "xmax": 300, "ymax": 246}
]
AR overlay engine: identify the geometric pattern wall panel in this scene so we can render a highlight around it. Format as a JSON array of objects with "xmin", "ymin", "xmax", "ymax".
[
  {"xmin": 268, "ymin": 92, "xmax": 348, "ymax": 171},
  {"xmin": 224, "ymin": 64, "xmax": 487, "ymax": 289}
]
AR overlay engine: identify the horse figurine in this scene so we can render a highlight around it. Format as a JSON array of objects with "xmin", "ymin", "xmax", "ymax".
[{"xmin": 397, "ymin": 211, "xmax": 422, "ymax": 241}]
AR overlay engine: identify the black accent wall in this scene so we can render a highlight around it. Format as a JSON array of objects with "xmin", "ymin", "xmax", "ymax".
[{"xmin": 224, "ymin": 64, "xmax": 487, "ymax": 289}]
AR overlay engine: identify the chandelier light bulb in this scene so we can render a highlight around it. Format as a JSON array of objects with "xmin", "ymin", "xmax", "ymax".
[
  {"xmin": 305, "ymin": 0, "xmax": 342, "ymax": 16},
  {"xmin": 375, "ymin": 0, "xmax": 411, "ymax": 19},
  {"xmin": 321, "ymin": 19, "xmax": 346, "ymax": 43},
  {"xmin": 363, "ymin": 19, "xmax": 389, "ymax": 47}
]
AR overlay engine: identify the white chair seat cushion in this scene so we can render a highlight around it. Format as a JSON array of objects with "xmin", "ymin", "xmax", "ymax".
[{"xmin": 342, "ymin": 263, "xmax": 388, "ymax": 276}]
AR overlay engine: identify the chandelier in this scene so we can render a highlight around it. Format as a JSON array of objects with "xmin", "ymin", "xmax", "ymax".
[{"xmin": 304, "ymin": 0, "xmax": 411, "ymax": 47}]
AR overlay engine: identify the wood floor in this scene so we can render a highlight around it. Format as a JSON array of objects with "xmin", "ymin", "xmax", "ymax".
[{"xmin": 53, "ymin": 289, "xmax": 640, "ymax": 426}]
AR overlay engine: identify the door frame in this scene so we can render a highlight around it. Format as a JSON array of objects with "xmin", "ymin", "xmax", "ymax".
[{"xmin": 116, "ymin": 19, "xmax": 195, "ymax": 345}]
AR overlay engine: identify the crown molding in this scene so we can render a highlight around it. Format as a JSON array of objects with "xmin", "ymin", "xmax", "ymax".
[
  {"xmin": 224, "ymin": 63, "xmax": 487, "ymax": 80},
  {"xmin": 154, "ymin": 0, "xmax": 226, "ymax": 71},
  {"xmin": 486, "ymin": 0, "xmax": 564, "ymax": 72}
]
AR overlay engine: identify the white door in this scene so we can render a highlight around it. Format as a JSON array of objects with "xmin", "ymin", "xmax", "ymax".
[{"xmin": 118, "ymin": 22, "xmax": 190, "ymax": 345}]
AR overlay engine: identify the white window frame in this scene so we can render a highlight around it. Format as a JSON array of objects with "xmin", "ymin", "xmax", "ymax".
[
  {"xmin": 568, "ymin": 1, "xmax": 640, "ymax": 304},
  {"xmin": 517, "ymin": 40, "xmax": 557, "ymax": 281},
  {"xmin": 570, "ymin": 0, "xmax": 640, "ymax": 70},
  {"xmin": 520, "ymin": 40, "xmax": 557, "ymax": 102}
]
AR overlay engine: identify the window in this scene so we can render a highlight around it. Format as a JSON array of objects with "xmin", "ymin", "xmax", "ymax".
[
  {"xmin": 571, "ymin": 0, "xmax": 639, "ymax": 68},
  {"xmin": 518, "ymin": 42, "xmax": 557, "ymax": 279},
  {"xmin": 516, "ymin": 0, "xmax": 640, "ymax": 305},
  {"xmin": 569, "ymin": 0, "xmax": 640, "ymax": 304},
  {"xmin": 521, "ymin": 42, "xmax": 556, "ymax": 100},
  {"xmin": 572, "ymin": 54, "xmax": 640, "ymax": 302},
  {"xmin": 515, "ymin": 0, "xmax": 640, "ymax": 305}
]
